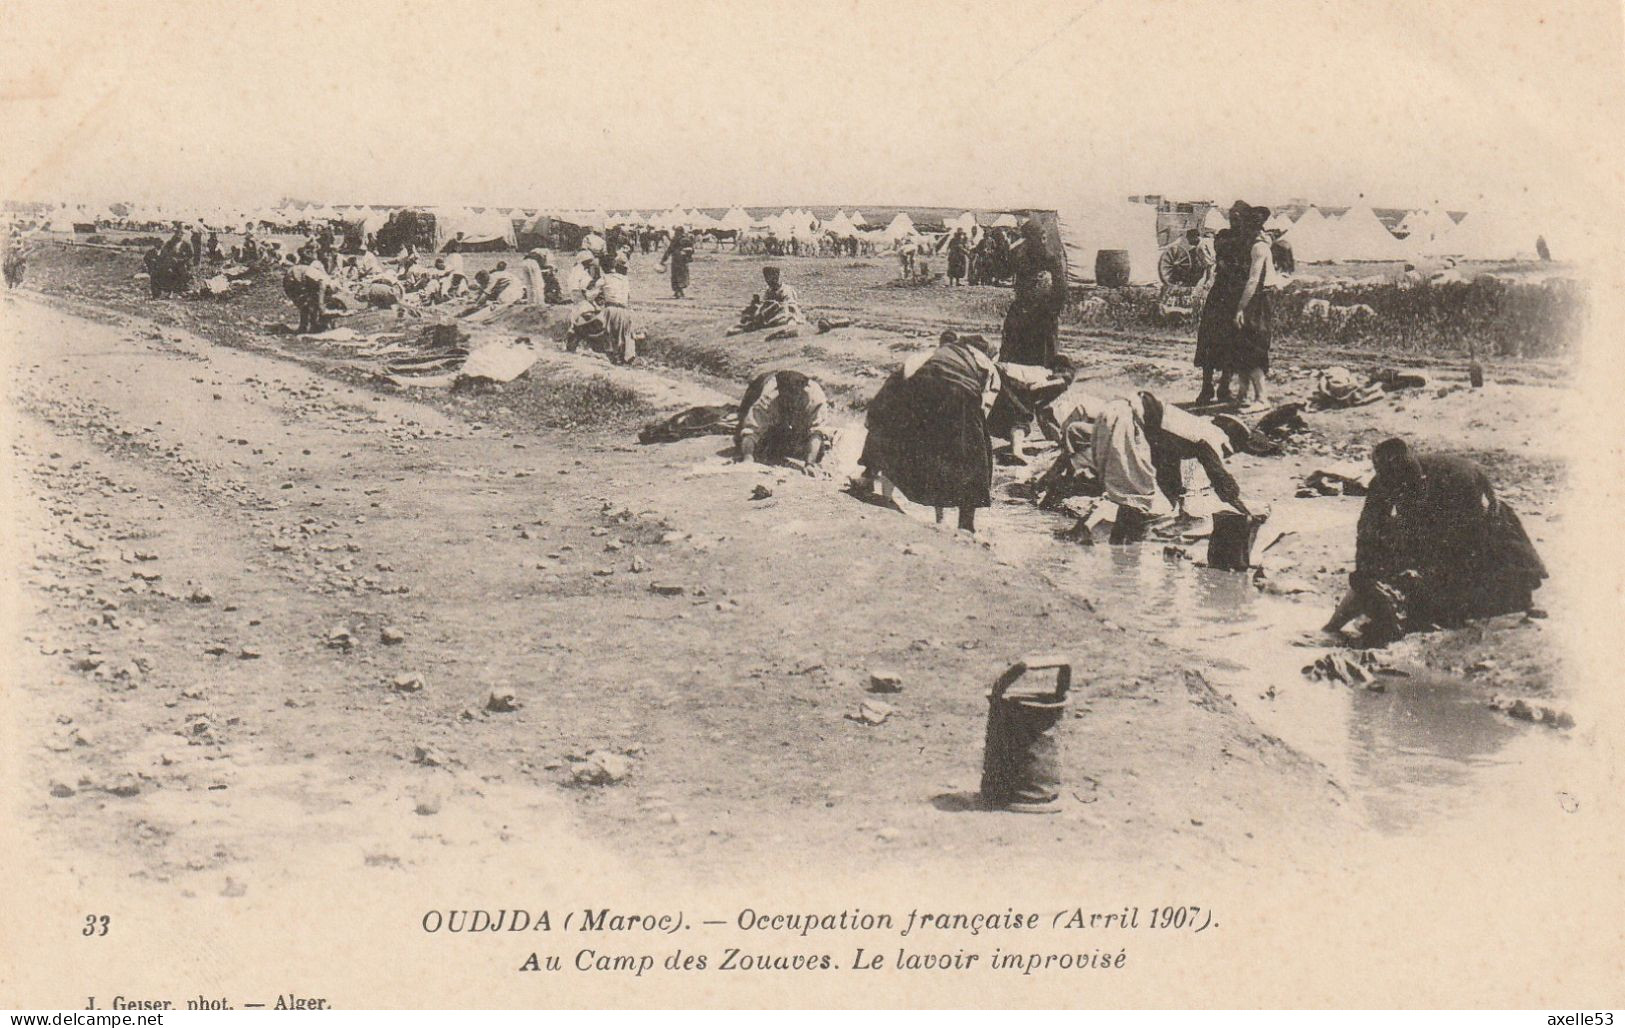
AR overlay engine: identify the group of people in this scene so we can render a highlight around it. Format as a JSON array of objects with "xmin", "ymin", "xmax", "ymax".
[
  {"xmin": 1192, "ymin": 201, "xmax": 1286, "ymax": 412},
  {"xmin": 141, "ymin": 227, "xmax": 221, "ymax": 298},
  {"xmin": 564, "ymin": 250, "xmax": 637, "ymax": 364},
  {"xmin": 735, "ymin": 234, "xmax": 877, "ymax": 258},
  {"xmin": 721, "ymin": 210, "xmax": 1545, "ymax": 642}
]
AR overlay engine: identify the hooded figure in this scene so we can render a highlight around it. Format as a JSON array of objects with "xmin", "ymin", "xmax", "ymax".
[
  {"xmin": 1000, "ymin": 218, "xmax": 1067, "ymax": 367},
  {"xmin": 1325, "ymin": 438, "xmax": 1547, "ymax": 641},
  {"xmin": 857, "ymin": 330, "xmax": 1001, "ymax": 533}
]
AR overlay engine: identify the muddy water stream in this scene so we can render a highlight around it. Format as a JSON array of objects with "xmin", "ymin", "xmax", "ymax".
[{"xmin": 875, "ymin": 478, "xmax": 1567, "ymax": 833}]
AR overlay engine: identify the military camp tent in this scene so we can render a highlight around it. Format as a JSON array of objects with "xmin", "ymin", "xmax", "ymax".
[
  {"xmin": 1264, "ymin": 208, "xmax": 1297, "ymax": 233},
  {"xmin": 1418, "ymin": 210, "xmax": 1549, "ymax": 261},
  {"xmin": 849, "ymin": 210, "xmax": 869, "ymax": 227},
  {"xmin": 1021, "ymin": 199, "xmax": 1161, "ymax": 286},
  {"xmin": 1277, "ymin": 206, "xmax": 1337, "ymax": 262},
  {"xmin": 881, "ymin": 212, "xmax": 917, "ymax": 241},
  {"xmin": 720, "ymin": 207, "xmax": 753, "ymax": 232},
  {"xmin": 429, "ymin": 206, "xmax": 518, "ymax": 251},
  {"xmin": 1395, "ymin": 207, "xmax": 1458, "ymax": 252},
  {"xmin": 1316, "ymin": 205, "xmax": 1412, "ymax": 261},
  {"xmin": 824, "ymin": 211, "xmax": 859, "ymax": 237}
]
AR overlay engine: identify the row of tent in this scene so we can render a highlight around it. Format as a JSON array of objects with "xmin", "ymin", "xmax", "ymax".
[
  {"xmin": 1271, "ymin": 204, "xmax": 1560, "ymax": 263},
  {"xmin": 21, "ymin": 197, "xmax": 1565, "ymax": 270}
]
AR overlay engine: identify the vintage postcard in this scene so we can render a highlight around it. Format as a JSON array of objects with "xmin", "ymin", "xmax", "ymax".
[{"xmin": 2, "ymin": 0, "xmax": 1622, "ymax": 1011}]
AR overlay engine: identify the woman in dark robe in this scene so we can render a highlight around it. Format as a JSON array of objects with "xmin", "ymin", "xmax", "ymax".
[
  {"xmin": 659, "ymin": 227, "xmax": 694, "ymax": 299},
  {"xmin": 946, "ymin": 229, "xmax": 969, "ymax": 285},
  {"xmin": 1324, "ymin": 438, "xmax": 1547, "ymax": 642},
  {"xmin": 856, "ymin": 331, "xmax": 1001, "ymax": 533},
  {"xmin": 1229, "ymin": 205, "xmax": 1277, "ymax": 412},
  {"xmin": 1193, "ymin": 202, "xmax": 1258, "ymax": 405},
  {"xmin": 1000, "ymin": 219, "xmax": 1066, "ymax": 368}
]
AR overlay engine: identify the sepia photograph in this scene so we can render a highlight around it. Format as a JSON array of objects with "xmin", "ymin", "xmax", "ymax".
[{"xmin": 2, "ymin": 0, "xmax": 1623, "ymax": 1012}]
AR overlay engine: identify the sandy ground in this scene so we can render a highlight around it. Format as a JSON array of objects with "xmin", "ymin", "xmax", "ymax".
[{"xmin": 0, "ymin": 245, "xmax": 1601, "ymax": 1005}]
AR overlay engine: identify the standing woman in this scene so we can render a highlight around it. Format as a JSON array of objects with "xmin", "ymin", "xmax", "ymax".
[
  {"xmin": 1229, "ymin": 205, "xmax": 1276, "ymax": 413},
  {"xmin": 659, "ymin": 226, "xmax": 694, "ymax": 299},
  {"xmin": 1000, "ymin": 218, "xmax": 1066, "ymax": 367},
  {"xmin": 946, "ymin": 229, "xmax": 969, "ymax": 286},
  {"xmin": 1192, "ymin": 202, "xmax": 1252, "ymax": 405}
]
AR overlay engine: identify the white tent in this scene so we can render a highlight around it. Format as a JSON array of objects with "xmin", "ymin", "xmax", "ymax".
[
  {"xmin": 1313, "ymin": 205, "xmax": 1412, "ymax": 261},
  {"xmin": 946, "ymin": 211, "xmax": 978, "ymax": 234},
  {"xmin": 849, "ymin": 210, "xmax": 868, "ymax": 227},
  {"xmin": 1054, "ymin": 199, "xmax": 1162, "ymax": 286},
  {"xmin": 824, "ymin": 211, "xmax": 858, "ymax": 237},
  {"xmin": 786, "ymin": 209, "xmax": 818, "ymax": 238},
  {"xmin": 990, "ymin": 212, "xmax": 1020, "ymax": 229},
  {"xmin": 719, "ymin": 207, "xmax": 753, "ymax": 231},
  {"xmin": 1264, "ymin": 208, "xmax": 1297, "ymax": 233},
  {"xmin": 1278, "ymin": 206, "xmax": 1336, "ymax": 262},
  {"xmin": 1419, "ymin": 210, "xmax": 1548, "ymax": 261},
  {"xmin": 1397, "ymin": 207, "xmax": 1458, "ymax": 252},
  {"xmin": 348, "ymin": 206, "xmax": 389, "ymax": 236},
  {"xmin": 881, "ymin": 212, "xmax": 917, "ymax": 240},
  {"xmin": 431, "ymin": 206, "xmax": 518, "ymax": 249}
]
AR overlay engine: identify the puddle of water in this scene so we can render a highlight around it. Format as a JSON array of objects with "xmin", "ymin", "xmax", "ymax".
[{"xmin": 943, "ymin": 496, "xmax": 1566, "ymax": 834}]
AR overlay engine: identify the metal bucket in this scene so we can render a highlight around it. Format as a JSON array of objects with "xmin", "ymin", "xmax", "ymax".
[
  {"xmin": 980, "ymin": 656, "xmax": 1073, "ymax": 813},
  {"xmin": 1207, "ymin": 510, "xmax": 1258, "ymax": 571}
]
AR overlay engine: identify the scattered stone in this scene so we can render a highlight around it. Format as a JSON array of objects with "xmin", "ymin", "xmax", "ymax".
[
  {"xmin": 187, "ymin": 587, "xmax": 214, "ymax": 604},
  {"xmin": 413, "ymin": 793, "xmax": 442, "ymax": 816},
  {"xmin": 750, "ymin": 484, "xmax": 773, "ymax": 501},
  {"xmin": 649, "ymin": 582, "xmax": 685, "ymax": 596},
  {"xmin": 659, "ymin": 531, "xmax": 690, "ymax": 544},
  {"xmin": 1489, "ymin": 695, "xmax": 1574, "ymax": 729},
  {"xmin": 49, "ymin": 780, "xmax": 76, "ymax": 798},
  {"xmin": 629, "ymin": 556, "xmax": 648, "ymax": 573},
  {"xmin": 238, "ymin": 646, "xmax": 261, "ymax": 660},
  {"xmin": 380, "ymin": 626, "xmax": 405, "ymax": 645},
  {"xmin": 867, "ymin": 670, "xmax": 903, "ymax": 694},
  {"xmin": 846, "ymin": 700, "xmax": 894, "ymax": 725},
  {"xmin": 204, "ymin": 643, "xmax": 228, "ymax": 656},
  {"xmin": 486, "ymin": 687, "xmax": 520, "ymax": 713},
  {"xmin": 411, "ymin": 743, "xmax": 447, "ymax": 767},
  {"xmin": 570, "ymin": 750, "xmax": 632, "ymax": 785},
  {"xmin": 326, "ymin": 626, "xmax": 355, "ymax": 651},
  {"xmin": 391, "ymin": 673, "xmax": 425, "ymax": 693},
  {"xmin": 101, "ymin": 774, "xmax": 143, "ymax": 797}
]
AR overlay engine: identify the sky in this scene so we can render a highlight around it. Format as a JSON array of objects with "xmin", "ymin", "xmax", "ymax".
[{"xmin": 2, "ymin": 0, "xmax": 1621, "ymax": 215}]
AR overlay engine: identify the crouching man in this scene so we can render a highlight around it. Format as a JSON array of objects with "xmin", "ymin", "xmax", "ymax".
[{"xmin": 735, "ymin": 369, "xmax": 832, "ymax": 475}]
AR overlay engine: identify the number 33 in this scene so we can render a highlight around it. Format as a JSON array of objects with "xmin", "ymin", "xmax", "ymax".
[{"xmin": 82, "ymin": 915, "xmax": 109, "ymax": 937}]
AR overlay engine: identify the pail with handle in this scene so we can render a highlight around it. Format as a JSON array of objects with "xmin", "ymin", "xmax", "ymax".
[
  {"xmin": 1207, "ymin": 510, "xmax": 1258, "ymax": 571},
  {"xmin": 981, "ymin": 655, "xmax": 1072, "ymax": 813}
]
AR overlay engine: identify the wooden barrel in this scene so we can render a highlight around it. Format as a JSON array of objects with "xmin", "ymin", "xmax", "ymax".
[{"xmin": 1095, "ymin": 249, "xmax": 1131, "ymax": 287}]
